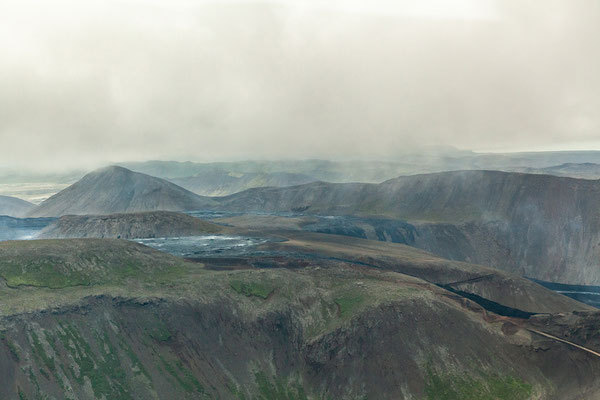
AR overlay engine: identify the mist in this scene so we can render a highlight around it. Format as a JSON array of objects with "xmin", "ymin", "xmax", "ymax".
[{"xmin": 1, "ymin": 0, "xmax": 599, "ymax": 171}]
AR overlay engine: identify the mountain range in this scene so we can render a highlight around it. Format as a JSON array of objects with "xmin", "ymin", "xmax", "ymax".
[
  {"xmin": 14, "ymin": 165, "xmax": 600, "ymax": 285},
  {"xmin": 214, "ymin": 170, "xmax": 600, "ymax": 284}
]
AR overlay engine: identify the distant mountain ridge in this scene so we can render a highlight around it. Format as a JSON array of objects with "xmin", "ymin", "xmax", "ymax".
[
  {"xmin": 0, "ymin": 195, "xmax": 34, "ymax": 217},
  {"xmin": 6, "ymin": 154, "xmax": 600, "ymax": 204},
  {"xmin": 27, "ymin": 166, "xmax": 216, "ymax": 217},
  {"xmin": 170, "ymin": 170, "xmax": 316, "ymax": 196},
  {"xmin": 513, "ymin": 162, "xmax": 600, "ymax": 180},
  {"xmin": 119, "ymin": 151, "xmax": 600, "ymax": 183}
]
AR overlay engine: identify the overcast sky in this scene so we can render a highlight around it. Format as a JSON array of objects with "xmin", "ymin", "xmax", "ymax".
[{"xmin": 1, "ymin": 0, "xmax": 599, "ymax": 170}]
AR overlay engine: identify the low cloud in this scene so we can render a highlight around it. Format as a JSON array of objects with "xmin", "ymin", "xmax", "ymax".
[{"xmin": 1, "ymin": 0, "xmax": 599, "ymax": 170}]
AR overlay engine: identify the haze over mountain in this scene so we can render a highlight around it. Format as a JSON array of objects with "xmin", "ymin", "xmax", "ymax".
[
  {"xmin": 169, "ymin": 171, "xmax": 316, "ymax": 196},
  {"xmin": 0, "ymin": 195, "xmax": 34, "ymax": 217},
  {"xmin": 215, "ymin": 170, "xmax": 600, "ymax": 284},
  {"xmin": 6, "ymin": 151, "xmax": 600, "ymax": 204},
  {"xmin": 27, "ymin": 166, "xmax": 215, "ymax": 218},
  {"xmin": 515, "ymin": 163, "xmax": 600, "ymax": 180},
  {"xmin": 120, "ymin": 152, "xmax": 600, "ymax": 187}
]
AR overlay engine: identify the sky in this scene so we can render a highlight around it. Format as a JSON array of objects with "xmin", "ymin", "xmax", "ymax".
[{"xmin": 1, "ymin": 0, "xmax": 599, "ymax": 170}]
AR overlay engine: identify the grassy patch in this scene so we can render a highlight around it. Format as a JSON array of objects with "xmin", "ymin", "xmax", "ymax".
[
  {"xmin": 29, "ymin": 330, "xmax": 56, "ymax": 375},
  {"xmin": 424, "ymin": 366, "xmax": 533, "ymax": 400},
  {"xmin": 0, "ymin": 239, "xmax": 188, "ymax": 289},
  {"xmin": 254, "ymin": 371, "xmax": 308, "ymax": 400},
  {"xmin": 230, "ymin": 280, "xmax": 274, "ymax": 299},
  {"xmin": 158, "ymin": 354, "xmax": 204, "ymax": 393},
  {"xmin": 56, "ymin": 322, "xmax": 133, "ymax": 400},
  {"xmin": 0, "ymin": 332, "xmax": 20, "ymax": 361},
  {"xmin": 334, "ymin": 293, "xmax": 366, "ymax": 318}
]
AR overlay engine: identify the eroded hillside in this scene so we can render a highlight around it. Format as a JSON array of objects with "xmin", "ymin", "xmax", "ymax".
[{"xmin": 0, "ymin": 237, "xmax": 599, "ymax": 399}]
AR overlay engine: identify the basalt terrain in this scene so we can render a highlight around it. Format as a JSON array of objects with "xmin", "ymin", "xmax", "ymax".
[
  {"xmin": 213, "ymin": 170, "xmax": 600, "ymax": 285},
  {"xmin": 1, "ymin": 235, "xmax": 600, "ymax": 400},
  {"xmin": 38, "ymin": 211, "xmax": 223, "ymax": 239}
]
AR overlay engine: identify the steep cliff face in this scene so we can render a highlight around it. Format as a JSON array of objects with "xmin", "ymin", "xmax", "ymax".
[
  {"xmin": 0, "ymin": 237, "xmax": 599, "ymax": 399},
  {"xmin": 27, "ymin": 166, "xmax": 216, "ymax": 218},
  {"xmin": 215, "ymin": 171, "xmax": 600, "ymax": 284},
  {"xmin": 0, "ymin": 269, "xmax": 598, "ymax": 400},
  {"xmin": 38, "ymin": 211, "xmax": 222, "ymax": 239},
  {"xmin": 3, "ymin": 294, "xmax": 596, "ymax": 400},
  {"xmin": 303, "ymin": 217, "xmax": 600, "ymax": 285}
]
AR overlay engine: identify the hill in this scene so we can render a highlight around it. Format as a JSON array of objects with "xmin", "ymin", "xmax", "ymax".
[
  {"xmin": 0, "ymin": 238, "xmax": 187, "ymax": 288},
  {"xmin": 27, "ymin": 166, "xmax": 216, "ymax": 217},
  {"xmin": 0, "ymin": 195, "xmax": 34, "ymax": 217},
  {"xmin": 0, "ymin": 234, "xmax": 599, "ymax": 399},
  {"xmin": 38, "ymin": 211, "xmax": 222, "ymax": 239},
  {"xmin": 214, "ymin": 170, "xmax": 600, "ymax": 284}
]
